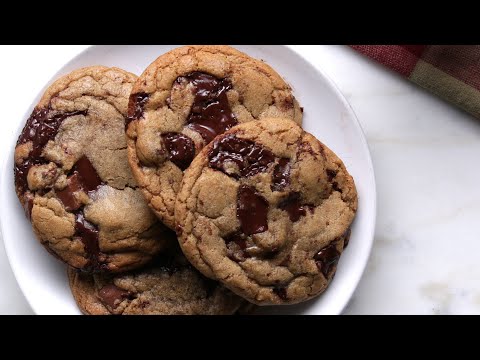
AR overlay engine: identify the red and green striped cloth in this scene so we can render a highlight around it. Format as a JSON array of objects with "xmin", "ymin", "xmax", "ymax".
[{"xmin": 350, "ymin": 45, "xmax": 480, "ymax": 118}]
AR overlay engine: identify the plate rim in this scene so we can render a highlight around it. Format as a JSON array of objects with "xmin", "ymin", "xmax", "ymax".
[{"xmin": 0, "ymin": 45, "xmax": 376, "ymax": 315}]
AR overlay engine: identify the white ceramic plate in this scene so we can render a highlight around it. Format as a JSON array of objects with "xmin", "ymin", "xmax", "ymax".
[{"xmin": 0, "ymin": 45, "xmax": 376, "ymax": 315}]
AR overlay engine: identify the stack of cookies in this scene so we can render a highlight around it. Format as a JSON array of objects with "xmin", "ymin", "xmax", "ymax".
[{"xmin": 13, "ymin": 46, "xmax": 357, "ymax": 315}]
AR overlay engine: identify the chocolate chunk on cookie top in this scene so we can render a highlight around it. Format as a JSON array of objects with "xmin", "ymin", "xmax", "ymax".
[
  {"xmin": 14, "ymin": 66, "xmax": 172, "ymax": 273},
  {"xmin": 126, "ymin": 45, "xmax": 303, "ymax": 229},
  {"xmin": 68, "ymin": 246, "xmax": 246, "ymax": 315},
  {"xmin": 175, "ymin": 118, "xmax": 358, "ymax": 305}
]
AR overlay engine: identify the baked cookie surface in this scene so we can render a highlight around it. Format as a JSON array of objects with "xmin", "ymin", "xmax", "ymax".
[
  {"xmin": 175, "ymin": 118, "xmax": 357, "ymax": 305},
  {"xmin": 68, "ymin": 247, "xmax": 246, "ymax": 315},
  {"xmin": 14, "ymin": 66, "xmax": 171, "ymax": 273},
  {"xmin": 126, "ymin": 45, "xmax": 303, "ymax": 228}
]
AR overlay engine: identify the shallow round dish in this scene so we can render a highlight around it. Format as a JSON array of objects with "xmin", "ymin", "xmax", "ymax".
[{"xmin": 0, "ymin": 45, "xmax": 376, "ymax": 315}]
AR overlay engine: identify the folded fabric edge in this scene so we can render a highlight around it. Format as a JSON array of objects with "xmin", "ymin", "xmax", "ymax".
[{"xmin": 350, "ymin": 45, "xmax": 480, "ymax": 119}]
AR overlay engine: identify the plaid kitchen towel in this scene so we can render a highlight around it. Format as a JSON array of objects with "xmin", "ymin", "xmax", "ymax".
[{"xmin": 350, "ymin": 45, "xmax": 480, "ymax": 118}]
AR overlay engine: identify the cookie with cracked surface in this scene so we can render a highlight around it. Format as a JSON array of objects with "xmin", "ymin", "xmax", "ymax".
[
  {"xmin": 175, "ymin": 118, "xmax": 357, "ymax": 305},
  {"xmin": 126, "ymin": 45, "xmax": 303, "ymax": 229},
  {"xmin": 14, "ymin": 66, "xmax": 172, "ymax": 273},
  {"xmin": 68, "ymin": 246, "xmax": 247, "ymax": 315}
]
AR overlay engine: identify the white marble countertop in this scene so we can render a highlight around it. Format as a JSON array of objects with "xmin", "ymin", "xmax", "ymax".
[{"xmin": 1, "ymin": 45, "xmax": 478, "ymax": 315}]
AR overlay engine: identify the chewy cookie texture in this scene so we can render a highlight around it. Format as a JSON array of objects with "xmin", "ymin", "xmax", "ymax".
[
  {"xmin": 68, "ymin": 245, "xmax": 246, "ymax": 315},
  {"xmin": 175, "ymin": 118, "xmax": 357, "ymax": 305},
  {"xmin": 14, "ymin": 66, "xmax": 171, "ymax": 273},
  {"xmin": 126, "ymin": 45, "xmax": 303, "ymax": 229}
]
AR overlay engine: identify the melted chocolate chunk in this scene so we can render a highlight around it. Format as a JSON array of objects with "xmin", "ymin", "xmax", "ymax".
[
  {"xmin": 226, "ymin": 232, "xmax": 248, "ymax": 250},
  {"xmin": 56, "ymin": 156, "xmax": 102, "ymax": 211},
  {"xmin": 179, "ymin": 72, "xmax": 237, "ymax": 143},
  {"xmin": 271, "ymin": 158, "xmax": 291, "ymax": 191},
  {"xmin": 209, "ymin": 135, "xmax": 275, "ymax": 179},
  {"xmin": 56, "ymin": 173, "xmax": 83, "ymax": 211},
  {"xmin": 278, "ymin": 192, "xmax": 314, "ymax": 222},
  {"xmin": 314, "ymin": 243, "xmax": 340, "ymax": 278},
  {"xmin": 175, "ymin": 225, "xmax": 183, "ymax": 236},
  {"xmin": 72, "ymin": 156, "xmax": 102, "ymax": 192},
  {"xmin": 75, "ymin": 211, "xmax": 105, "ymax": 272},
  {"xmin": 25, "ymin": 196, "xmax": 34, "ymax": 220},
  {"xmin": 17, "ymin": 108, "xmax": 88, "ymax": 153},
  {"xmin": 15, "ymin": 161, "xmax": 36, "ymax": 197},
  {"xmin": 162, "ymin": 133, "xmax": 195, "ymax": 170},
  {"xmin": 273, "ymin": 287, "xmax": 288, "ymax": 300},
  {"xmin": 225, "ymin": 232, "xmax": 249, "ymax": 262},
  {"xmin": 237, "ymin": 185, "xmax": 269, "ymax": 235},
  {"xmin": 299, "ymin": 141, "xmax": 315, "ymax": 156},
  {"xmin": 326, "ymin": 169, "xmax": 337, "ymax": 182},
  {"xmin": 98, "ymin": 284, "xmax": 131, "ymax": 309},
  {"xmin": 339, "ymin": 228, "xmax": 352, "ymax": 249},
  {"xmin": 332, "ymin": 182, "xmax": 342, "ymax": 193},
  {"xmin": 126, "ymin": 92, "xmax": 149, "ymax": 129},
  {"xmin": 14, "ymin": 107, "xmax": 87, "ymax": 194}
]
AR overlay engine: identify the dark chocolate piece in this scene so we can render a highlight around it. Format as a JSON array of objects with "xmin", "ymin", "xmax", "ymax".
[
  {"xmin": 56, "ymin": 173, "xmax": 83, "ymax": 211},
  {"xmin": 126, "ymin": 93, "xmax": 149, "ymax": 129},
  {"xmin": 314, "ymin": 243, "xmax": 340, "ymax": 278},
  {"xmin": 278, "ymin": 192, "xmax": 314, "ymax": 222},
  {"xmin": 237, "ymin": 185, "xmax": 269, "ymax": 235},
  {"xmin": 273, "ymin": 287, "xmax": 288, "ymax": 300},
  {"xmin": 75, "ymin": 211, "xmax": 105, "ymax": 272},
  {"xmin": 342, "ymin": 228, "xmax": 352, "ymax": 249},
  {"xmin": 161, "ymin": 133, "xmax": 195, "ymax": 170},
  {"xmin": 225, "ymin": 232, "xmax": 249, "ymax": 262},
  {"xmin": 71, "ymin": 156, "xmax": 102, "ymax": 192},
  {"xmin": 271, "ymin": 158, "xmax": 290, "ymax": 191},
  {"xmin": 15, "ymin": 107, "xmax": 87, "ymax": 194},
  {"xmin": 208, "ymin": 135, "xmax": 275, "ymax": 179},
  {"xmin": 56, "ymin": 156, "xmax": 102, "ymax": 210},
  {"xmin": 179, "ymin": 72, "xmax": 237, "ymax": 144},
  {"xmin": 326, "ymin": 169, "xmax": 337, "ymax": 181},
  {"xmin": 98, "ymin": 284, "xmax": 131, "ymax": 309}
]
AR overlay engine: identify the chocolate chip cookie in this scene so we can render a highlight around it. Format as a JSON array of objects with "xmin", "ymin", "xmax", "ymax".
[
  {"xmin": 14, "ymin": 66, "xmax": 171, "ymax": 273},
  {"xmin": 175, "ymin": 118, "xmax": 357, "ymax": 305},
  {"xmin": 126, "ymin": 45, "xmax": 303, "ymax": 229},
  {"xmin": 68, "ymin": 247, "xmax": 246, "ymax": 315}
]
